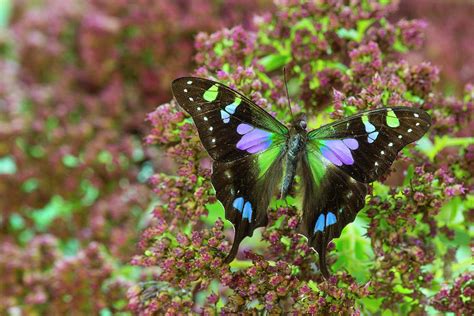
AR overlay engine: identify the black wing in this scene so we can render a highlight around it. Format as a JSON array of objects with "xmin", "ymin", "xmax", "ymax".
[
  {"xmin": 172, "ymin": 77, "xmax": 289, "ymax": 262},
  {"xmin": 301, "ymin": 107, "xmax": 431, "ymax": 276}
]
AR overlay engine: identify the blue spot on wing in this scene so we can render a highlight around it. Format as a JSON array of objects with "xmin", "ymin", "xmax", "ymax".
[
  {"xmin": 232, "ymin": 197, "xmax": 244, "ymax": 212},
  {"xmin": 314, "ymin": 214, "xmax": 326, "ymax": 232},
  {"xmin": 326, "ymin": 212, "xmax": 337, "ymax": 226},
  {"xmin": 225, "ymin": 103, "xmax": 238, "ymax": 114},
  {"xmin": 368, "ymin": 131, "xmax": 379, "ymax": 143},
  {"xmin": 221, "ymin": 110, "xmax": 230, "ymax": 124},
  {"xmin": 242, "ymin": 201, "xmax": 252, "ymax": 222}
]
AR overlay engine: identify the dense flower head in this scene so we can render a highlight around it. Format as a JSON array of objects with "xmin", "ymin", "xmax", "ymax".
[
  {"xmin": 140, "ymin": 0, "xmax": 473, "ymax": 314},
  {"xmin": 0, "ymin": 0, "xmax": 271, "ymax": 314}
]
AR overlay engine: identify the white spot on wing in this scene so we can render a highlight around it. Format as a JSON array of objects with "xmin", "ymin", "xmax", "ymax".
[
  {"xmin": 388, "ymin": 142, "xmax": 393, "ymax": 147},
  {"xmin": 398, "ymin": 135, "xmax": 402, "ymax": 139},
  {"xmin": 381, "ymin": 150, "xmax": 385, "ymax": 155},
  {"xmin": 416, "ymin": 122, "xmax": 420, "ymax": 126},
  {"xmin": 408, "ymin": 128, "xmax": 412, "ymax": 133},
  {"xmin": 209, "ymin": 126, "xmax": 213, "ymax": 131},
  {"xmin": 189, "ymin": 97, "xmax": 194, "ymax": 101},
  {"xmin": 187, "ymin": 80, "xmax": 192, "ymax": 85},
  {"xmin": 211, "ymin": 138, "xmax": 216, "ymax": 143},
  {"xmin": 204, "ymin": 116, "xmax": 208, "ymax": 121},
  {"xmin": 414, "ymin": 113, "xmax": 419, "ymax": 118},
  {"xmin": 375, "ymin": 162, "xmax": 379, "ymax": 166},
  {"xmin": 184, "ymin": 89, "xmax": 188, "ymax": 93},
  {"xmin": 197, "ymin": 106, "xmax": 201, "ymax": 111}
]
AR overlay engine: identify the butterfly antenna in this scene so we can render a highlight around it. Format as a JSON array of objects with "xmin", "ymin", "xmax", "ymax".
[{"xmin": 283, "ymin": 67, "xmax": 294, "ymax": 120}]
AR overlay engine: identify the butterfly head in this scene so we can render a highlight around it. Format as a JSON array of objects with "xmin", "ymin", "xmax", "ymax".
[{"xmin": 292, "ymin": 113, "xmax": 307, "ymax": 132}]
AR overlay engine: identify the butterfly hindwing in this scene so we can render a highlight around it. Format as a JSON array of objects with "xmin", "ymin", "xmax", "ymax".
[
  {"xmin": 300, "ymin": 153, "xmax": 367, "ymax": 277},
  {"xmin": 301, "ymin": 107, "xmax": 430, "ymax": 276},
  {"xmin": 212, "ymin": 146, "xmax": 285, "ymax": 262},
  {"xmin": 308, "ymin": 107, "xmax": 431, "ymax": 183},
  {"xmin": 172, "ymin": 77, "xmax": 289, "ymax": 262}
]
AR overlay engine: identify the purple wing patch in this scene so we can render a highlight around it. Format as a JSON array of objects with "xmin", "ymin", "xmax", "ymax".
[
  {"xmin": 236, "ymin": 123, "xmax": 273, "ymax": 154},
  {"xmin": 320, "ymin": 138, "xmax": 358, "ymax": 166}
]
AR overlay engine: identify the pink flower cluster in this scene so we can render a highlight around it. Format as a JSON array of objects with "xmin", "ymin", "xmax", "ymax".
[{"xmin": 139, "ymin": 0, "xmax": 473, "ymax": 314}]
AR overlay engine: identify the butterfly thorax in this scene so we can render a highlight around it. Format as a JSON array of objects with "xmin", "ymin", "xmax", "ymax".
[{"xmin": 281, "ymin": 120, "xmax": 307, "ymax": 198}]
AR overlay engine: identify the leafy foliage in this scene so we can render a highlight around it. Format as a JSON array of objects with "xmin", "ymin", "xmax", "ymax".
[{"xmin": 140, "ymin": 0, "xmax": 473, "ymax": 314}]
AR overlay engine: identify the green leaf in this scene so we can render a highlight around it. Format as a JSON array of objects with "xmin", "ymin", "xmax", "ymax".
[
  {"xmin": 336, "ymin": 28, "xmax": 360, "ymax": 41},
  {"xmin": 357, "ymin": 19, "xmax": 375, "ymax": 35},
  {"xmin": 336, "ymin": 19, "xmax": 373, "ymax": 43},
  {"xmin": 0, "ymin": 155, "xmax": 16, "ymax": 174},
  {"xmin": 62, "ymin": 154, "xmax": 80, "ymax": 168},
  {"xmin": 393, "ymin": 38, "xmax": 408, "ymax": 53},
  {"xmin": 0, "ymin": 0, "xmax": 11, "ymax": 28},
  {"xmin": 259, "ymin": 53, "xmax": 291, "ymax": 72},
  {"xmin": 403, "ymin": 164, "xmax": 414, "ymax": 186},
  {"xmin": 358, "ymin": 297, "xmax": 383, "ymax": 314},
  {"xmin": 333, "ymin": 212, "xmax": 374, "ymax": 282},
  {"xmin": 30, "ymin": 195, "xmax": 74, "ymax": 231},
  {"xmin": 373, "ymin": 182, "xmax": 389, "ymax": 198},
  {"xmin": 418, "ymin": 136, "xmax": 474, "ymax": 161},
  {"xmin": 98, "ymin": 150, "xmax": 113, "ymax": 164},
  {"xmin": 403, "ymin": 91, "xmax": 424, "ymax": 104},
  {"xmin": 9, "ymin": 213, "xmax": 25, "ymax": 230},
  {"xmin": 81, "ymin": 180, "xmax": 99, "ymax": 206},
  {"xmin": 61, "ymin": 238, "xmax": 80, "ymax": 256},
  {"xmin": 22, "ymin": 178, "xmax": 39, "ymax": 192},
  {"xmin": 137, "ymin": 161, "xmax": 154, "ymax": 183}
]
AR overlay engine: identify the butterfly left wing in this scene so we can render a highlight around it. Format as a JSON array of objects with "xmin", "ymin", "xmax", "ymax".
[
  {"xmin": 300, "ymin": 107, "xmax": 431, "ymax": 276},
  {"xmin": 300, "ymin": 153, "xmax": 367, "ymax": 277},
  {"xmin": 171, "ymin": 77, "xmax": 289, "ymax": 262}
]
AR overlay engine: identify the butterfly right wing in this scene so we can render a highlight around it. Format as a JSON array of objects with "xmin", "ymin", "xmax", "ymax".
[
  {"xmin": 212, "ymin": 143, "xmax": 286, "ymax": 262},
  {"xmin": 172, "ymin": 77, "xmax": 288, "ymax": 162},
  {"xmin": 172, "ymin": 77, "xmax": 289, "ymax": 262}
]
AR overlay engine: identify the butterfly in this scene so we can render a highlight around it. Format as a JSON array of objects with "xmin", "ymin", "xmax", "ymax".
[{"xmin": 171, "ymin": 77, "xmax": 431, "ymax": 277}]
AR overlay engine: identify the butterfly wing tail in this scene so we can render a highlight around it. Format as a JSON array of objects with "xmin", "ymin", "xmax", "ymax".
[
  {"xmin": 317, "ymin": 244, "xmax": 330, "ymax": 278},
  {"xmin": 224, "ymin": 230, "xmax": 246, "ymax": 264}
]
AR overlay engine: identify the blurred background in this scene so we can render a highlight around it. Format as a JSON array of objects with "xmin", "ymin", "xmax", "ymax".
[{"xmin": 0, "ymin": 0, "xmax": 472, "ymax": 314}]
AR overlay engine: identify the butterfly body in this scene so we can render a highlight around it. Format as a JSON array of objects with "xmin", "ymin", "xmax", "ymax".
[
  {"xmin": 281, "ymin": 118, "xmax": 308, "ymax": 198},
  {"xmin": 171, "ymin": 76, "xmax": 431, "ymax": 277}
]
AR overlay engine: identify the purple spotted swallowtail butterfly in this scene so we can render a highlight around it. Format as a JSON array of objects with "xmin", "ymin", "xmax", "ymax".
[{"xmin": 171, "ymin": 77, "xmax": 431, "ymax": 277}]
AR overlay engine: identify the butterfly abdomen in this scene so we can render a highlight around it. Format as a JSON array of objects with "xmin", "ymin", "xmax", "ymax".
[{"xmin": 281, "ymin": 131, "xmax": 307, "ymax": 198}]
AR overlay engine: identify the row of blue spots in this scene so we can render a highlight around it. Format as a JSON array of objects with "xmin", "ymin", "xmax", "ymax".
[
  {"xmin": 314, "ymin": 212, "xmax": 337, "ymax": 232},
  {"xmin": 232, "ymin": 196, "xmax": 253, "ymax": 222},
  {"xmin": 220, "ymin": 97, "xmax": 242, "ymax": 124}
]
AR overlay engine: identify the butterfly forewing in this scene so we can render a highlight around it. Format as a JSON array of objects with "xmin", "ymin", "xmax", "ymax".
[
  {"xmin": 172, "ymin": 77, "xmax": 288, "ymax": 162},
  {"xmin": 308, "ymin": 107, "xmax": 431, "ymax": 183},
  {"xmin": 172, "ymin": 77, "xmax": 289, "ymax": 262}
]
